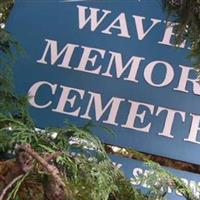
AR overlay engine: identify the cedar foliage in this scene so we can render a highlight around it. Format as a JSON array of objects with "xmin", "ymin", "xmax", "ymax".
[
  {"xmin": 0, "ymin": 0, "xmax": 199, "ymax": 199},
  {"xmin": 163, "ymin": 0, "xmax": 200, "ymax": 68}
]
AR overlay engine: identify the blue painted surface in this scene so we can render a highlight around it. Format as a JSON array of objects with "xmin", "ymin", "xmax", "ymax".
[
  {"xmin": 110, "ymin": 155, "xmax": 200, "ymax": 200},
  {"xmin": 6, "ymin": 0, "xmax": 200, "ymax": 164}
]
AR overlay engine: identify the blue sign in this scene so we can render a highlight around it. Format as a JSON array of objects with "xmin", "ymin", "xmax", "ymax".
[
  {"xmin": 6, "ymin": 0, "xmax": 200, "ymax": 164},
  {"xmin": 110, "ymin": 155, "xmax": 200, "ymax": 200}
]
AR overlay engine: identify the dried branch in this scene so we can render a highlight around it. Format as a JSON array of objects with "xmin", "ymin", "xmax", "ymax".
[
  {"xmin": 0, "ymin": 174, "xmax": 23, "ymax": 200},
  {"xmin": 15, "ymin": 144, "xmax": 66, "ymax": 189}
]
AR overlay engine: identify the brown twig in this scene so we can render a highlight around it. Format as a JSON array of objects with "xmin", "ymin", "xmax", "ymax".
[
  {"xmin": 15, "ymin": 144, "xmax": 66, "ymax": 189},
  {"xmin": 0, "ymin": 174, "xmax": 23, "ymax": 200}
]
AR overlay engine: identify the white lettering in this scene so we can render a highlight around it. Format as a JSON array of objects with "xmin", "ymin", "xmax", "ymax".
[
  {"xmin": 102, "ymin": 51, "xmax": 144, "ymax": 82},
  {"xmin": 37, "ymin": 39, "xmax": 78, "ymax": 68},
  {"xmin": 156, "ymin": 107, "xmax": 185, "ymax": 138},
  {"xmin": 52, "ymin": 86, "xmax": 85, "ymax": 116},
  {"xmin": 158, "ymin": 22, "xmax": 186, "ymax": 48},
  {"xmin": 28, "ymin": 81, "xmax": 57, "ymax": 108},
  {"xmin": 174, "ymin": 65, "xmax": 200, "ymax": 96},
  {"xmin": 184, "ymin": 114, "xmax": 200, "ymax": 144},
  {"xmin": 77, "ymin": 5, "xmax": 111, "ymax": 31},
  {"xmin": 122, "ymin": 101, "xmax": 154, "ymax": 132},
  {"xmin": 144, "ymin": 60, "xmax": 174, "ymax": 87},
  {"xmin": 74, "ymin": 46, "xmax": 105, "ymax": 74},
  {"xmin": 133, "ymin": 15, "xmax": 161, "ymax": 40},
  {"xmin": 102, "ymin": 13, "xmax": 131, "ymax": 38},
  {"xmin": 81, "ymin": 92, "xmax": 124, "ymax": 125}
]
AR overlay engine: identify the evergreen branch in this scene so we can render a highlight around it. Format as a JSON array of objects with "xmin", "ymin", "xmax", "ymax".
[
  {"xmin": 163, "ymin": 0, "xmax": 200, "ymax": 68},
  {"xmin": 142, "ymin": 161, "xmax": 199, "ymax": 200}
]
